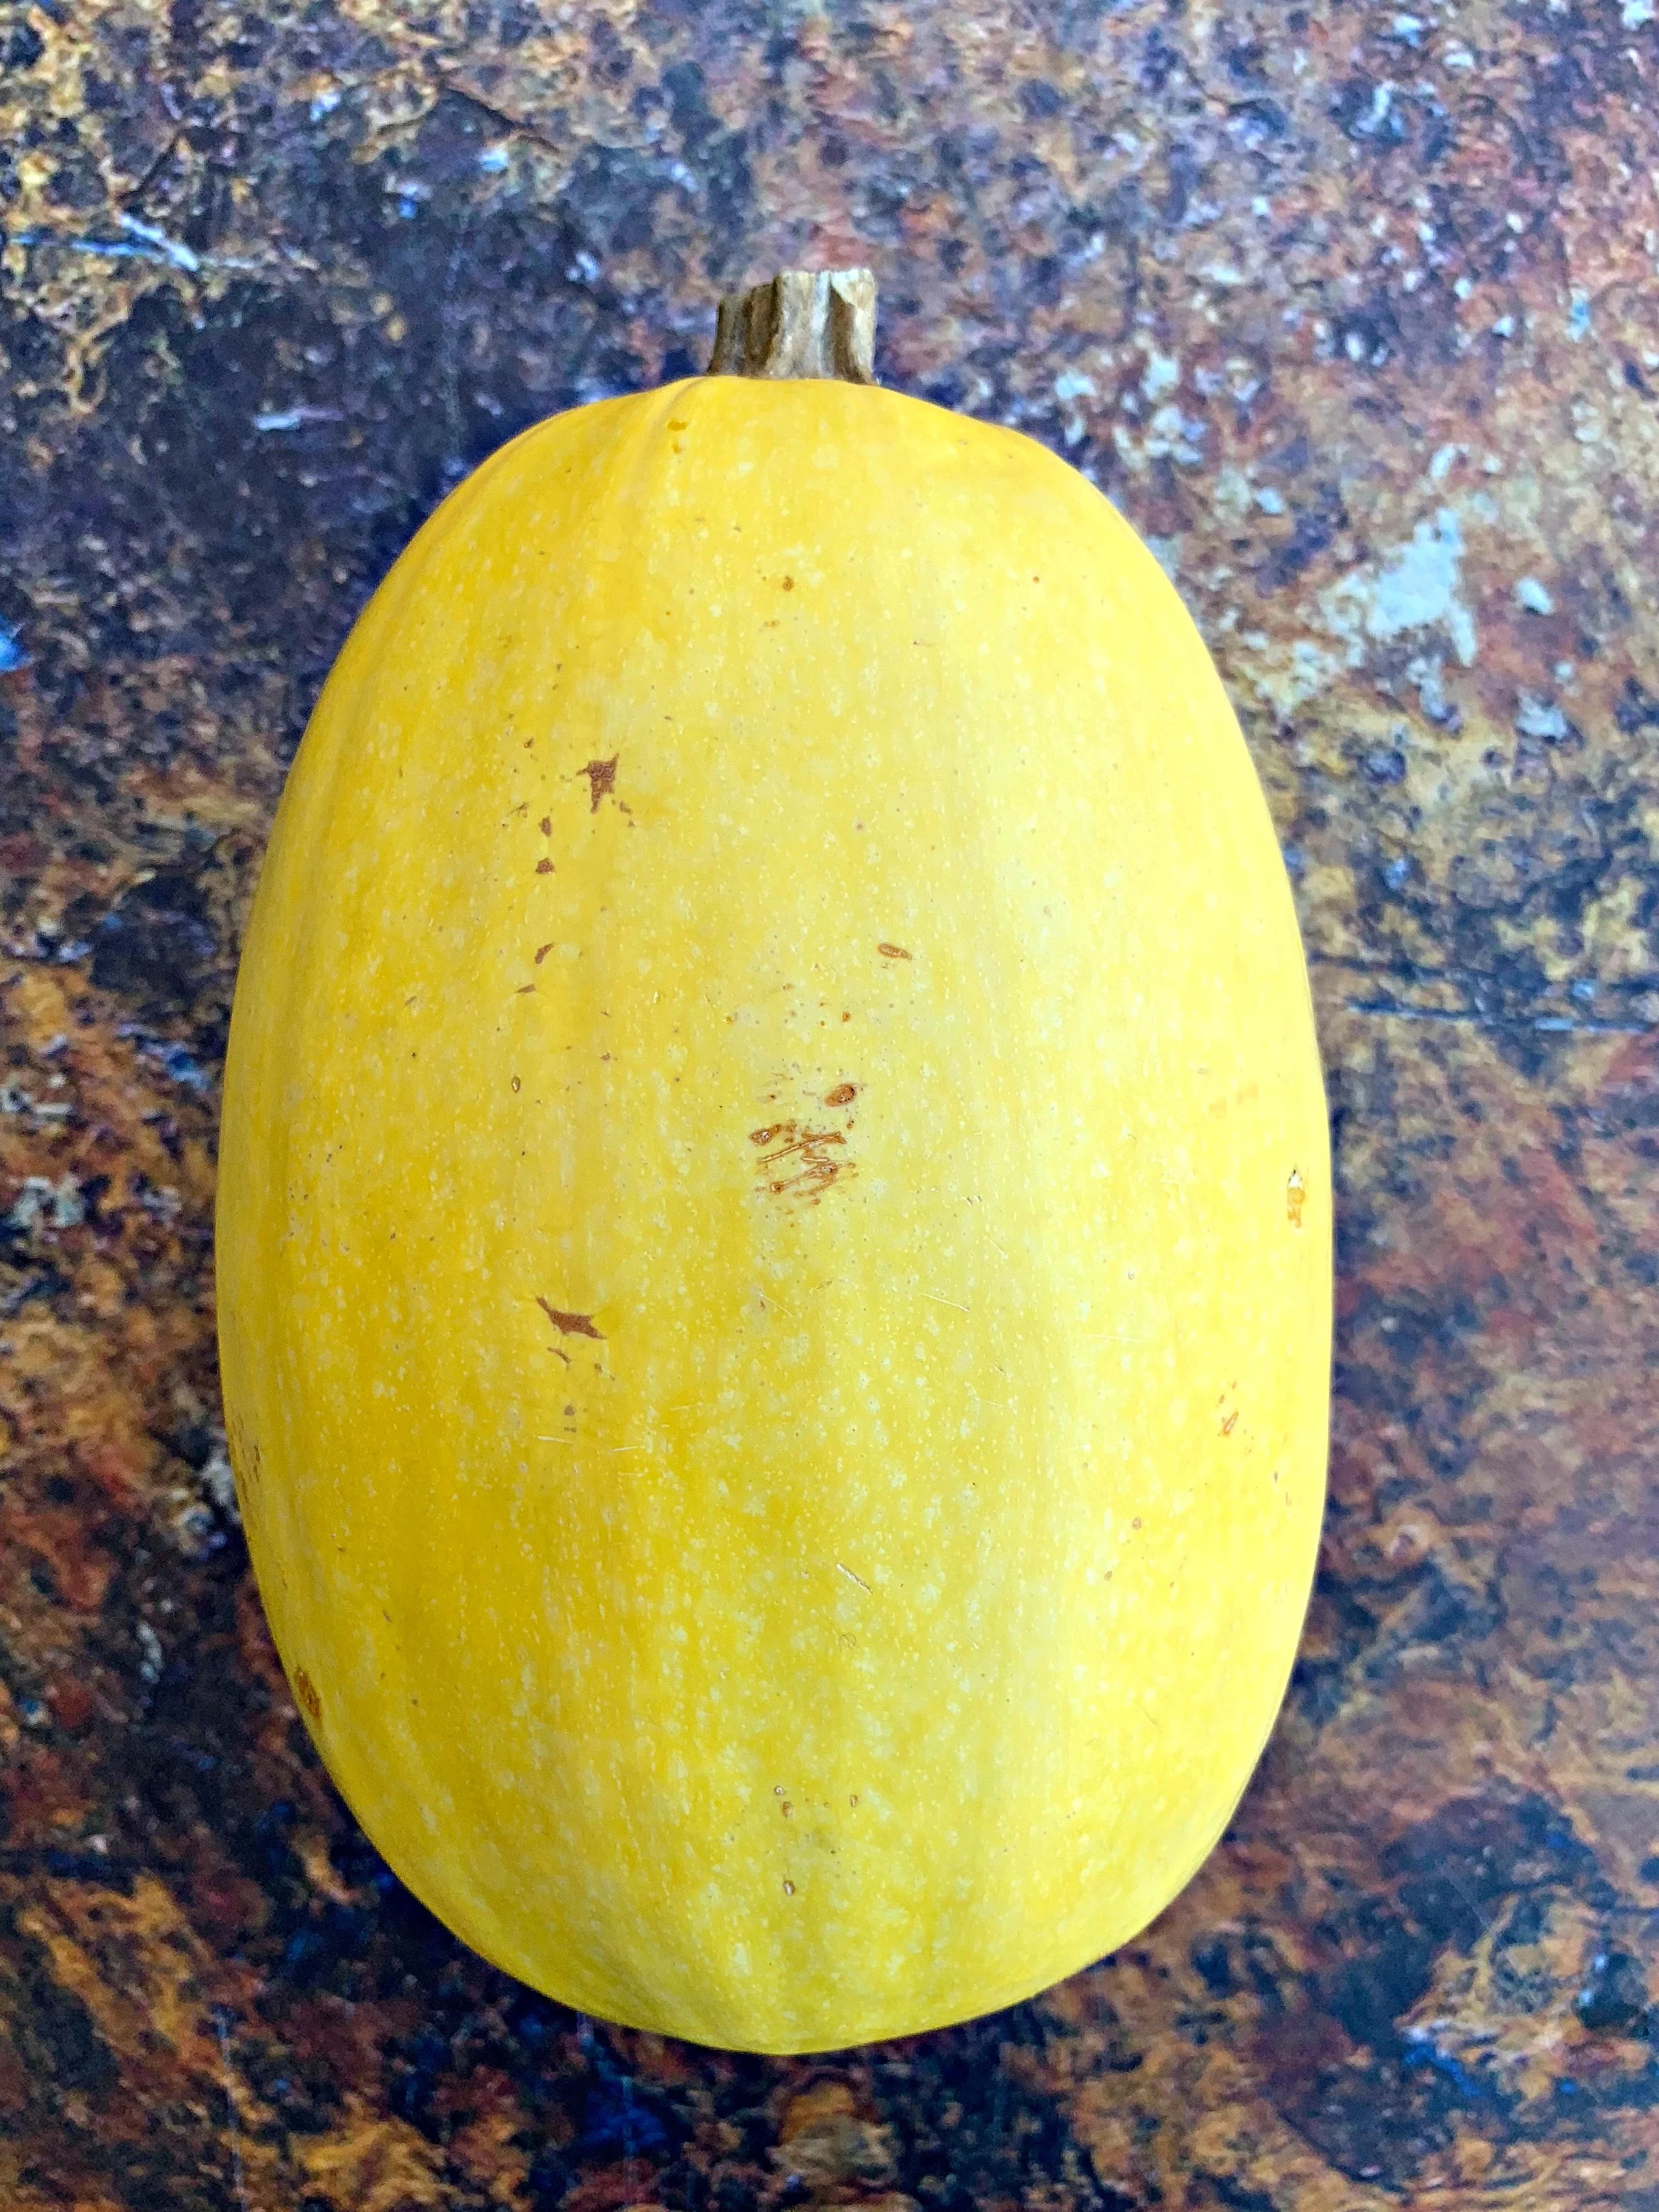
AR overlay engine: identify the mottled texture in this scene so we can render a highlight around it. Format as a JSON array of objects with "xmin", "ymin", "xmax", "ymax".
[{"xmin": 1, "ymin": 0, "xmax": 1656, "ymax": 2204}]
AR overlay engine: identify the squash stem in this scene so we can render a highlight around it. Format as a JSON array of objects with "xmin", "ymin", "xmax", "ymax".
[{"xmin": 706, "ymin": 268, "xmax": 877, "ymax": 383}]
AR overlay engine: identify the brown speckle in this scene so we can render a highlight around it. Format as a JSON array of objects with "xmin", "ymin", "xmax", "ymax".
[
  {"xmin": 783, "ymin": 1878, "xmax": 796, "ymax": 1894},
  {"xmin": 752, "ymin": 1119, "xmax": 853, "ymax": 1204},
  {"xmin": 781, "ymin": 575, "xmax": 794, "ymax": 590},
  {"xmin": 293, "ymin": 1666, "xmax": 322, "ymax": 1727},
  {"xmin": 511, "ymin": 1074, "xmax": 522, "ymax": 1093},
  {"xmin": 1131, "ymin": 1516, "xmax": 1142, "ymax": 1529},
  {"xmin": 539, "ymin": 815, "xmax": 552, "ymax": 835},
  {"xmin": 516, "ymin": 984, "xmax": 536, "ymax": 995},
  {"xmin": 781, "ymin": 1800, "xmax": 792, "ymax": 1817},
  {"xmin": 537, "ymin": 1298, "xmax": 604, "ymax": 1339},
  {"xmin": 534, "ymin": 943, "xmax": 552, "ymax": 963},
  {"xmin": 1287, "ymin": 1168, "xmax": 1306, "ymax": 1228},
  {"xmin": 825, "ymin": 1083, "xmax": 858, "ymax": 1107},
  {"xmin": 849, "ymin": 1794, "xmax": 858, "ymax": 1807},
  {"xmin": 878, "ymin": 943, "xmax": 912, "ymax": 960},
  {"xmin": 581, "ymin": 755, "xmax": 619, "ymax": 810},
  {"xmin": 1221, "ymin": 1409, "xmax": 1239, "ymax": 1436},
  {"xmin": 535, "ymin": 858, "xmax": 554, "ymax": 875},
  {"xmin": 227, "ymin": 1411, "xmax": 262, "ymax": 1498}
]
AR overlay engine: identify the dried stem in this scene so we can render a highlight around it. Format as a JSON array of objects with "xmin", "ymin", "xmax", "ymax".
[{"xmin": 706, "ymin": 268, "xmax": 877, "ymax": 383}]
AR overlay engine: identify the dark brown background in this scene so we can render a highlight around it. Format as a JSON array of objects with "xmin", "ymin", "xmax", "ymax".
[{"xmin": 4, "ymin": 2, "xmax": 1659, "ymax": 2206}]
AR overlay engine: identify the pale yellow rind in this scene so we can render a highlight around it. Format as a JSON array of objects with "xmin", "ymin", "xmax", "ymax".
[{"xmin": 216, "ymin": 377, "xmax": 1330, "ymax": 2053}]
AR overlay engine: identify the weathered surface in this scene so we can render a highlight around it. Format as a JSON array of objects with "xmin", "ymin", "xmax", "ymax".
[{"xmin": 1, "ymin": 1, "xmax": 1657, "ymax": 2206}]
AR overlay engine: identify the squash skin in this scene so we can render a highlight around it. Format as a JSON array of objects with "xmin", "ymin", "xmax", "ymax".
[{"xmin": 216, "ymin": 375, "xmax": 1330, "ymax": 2054}]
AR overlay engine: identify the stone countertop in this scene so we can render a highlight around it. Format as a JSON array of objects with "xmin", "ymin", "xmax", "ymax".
[{"xmin": 3, "ymin": 3, "xmax": 1658, "ymax": 2207}]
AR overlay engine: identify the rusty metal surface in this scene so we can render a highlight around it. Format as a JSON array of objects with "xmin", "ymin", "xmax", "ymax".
[{"xmin": 3, "ymin": 3, "xmax": 1658, "ymax": 2206}]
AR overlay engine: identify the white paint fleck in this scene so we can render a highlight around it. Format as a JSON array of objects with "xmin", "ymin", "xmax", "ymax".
[
  {"xmin": 254, "ymin": 405, "xmax": 342, "ymax": 433},
  {"xmin": 1623, "ymin": 0, "xmax": 1654, "ymax": 27},
  {"xmin": 1515, "ymin": 576, "xmax": 1555, "ymax": 615},
  {"xmin": 118, "ymin": 214, "xmax": 201, "ymax": 272},
  {"xmin": 1516, "ymin": 694, "xmax": 1569, "ymax": 741},
  {"xmin": 1344, "ymin": 508, "xmax": 1477, "ymax": 666},
  {"xmin": 1141, "ymin": 351, "xmax": 1180, "ymax": 400},
  {"xmin": 202, "ymin": 1446, "xmax": 240, "ymax": 1521},
  {"xmin": 7, "ymin": 1175, "xmax": 84, "ymax": 1232}
]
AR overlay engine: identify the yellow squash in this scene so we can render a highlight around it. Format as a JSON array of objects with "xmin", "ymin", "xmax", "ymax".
[{"xmin": 217, "ymin": 274, "xmax": 1329, "ymax": 2054}]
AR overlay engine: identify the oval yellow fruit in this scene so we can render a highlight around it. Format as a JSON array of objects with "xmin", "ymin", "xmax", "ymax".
[{"xmin": 216, "ymin": 365, "xmax": 1329, "ymax": 2054}]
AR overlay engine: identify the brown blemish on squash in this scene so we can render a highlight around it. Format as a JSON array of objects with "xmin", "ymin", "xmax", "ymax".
[
  {"xmin": 752, "ymin": 1119, "xmax": 853, "ymax": 1203},
  {"xmin": 539, "ymin": 816, "xmax": 552, "ymax": 835},
  {"xmin": 535, "ymin": 858, "xmax": 554, "ymax": 875},
  {"xmin": 781, "ymin": 576, "xmax": 794, "ymax": 590},
  {"xmin": 581, "ymin": 756, "xmax": 619, "ymax": 811},
  {"xmin": 1221, "ymin": 1410, "xmax": 1239, "ymax": 1436},
  {"xmin": 226, "ymin": 1409, "xmax": 261, "ymax": 1498},
  {"xmin": 878, "ymin": 943, "xmax": 912, "ymax": 960},
  {"xmin": 825, "ymin": 1082, "xmax": 858, "ymax": 1107},
  {"xmin": 537, "ymin": 1298, "xmax": 604, "ymax": 1340},
  {"xmin": 293, "ymin": 1667, "xmax": 322, "ymax": 1727},
  {"xmin": 534, "ymin": 943, "xmax": 552, "ymax": 964},
  {"xmin": 1286, "ymin": 1168, "xmax": 1306, "ymax": 1228}
]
